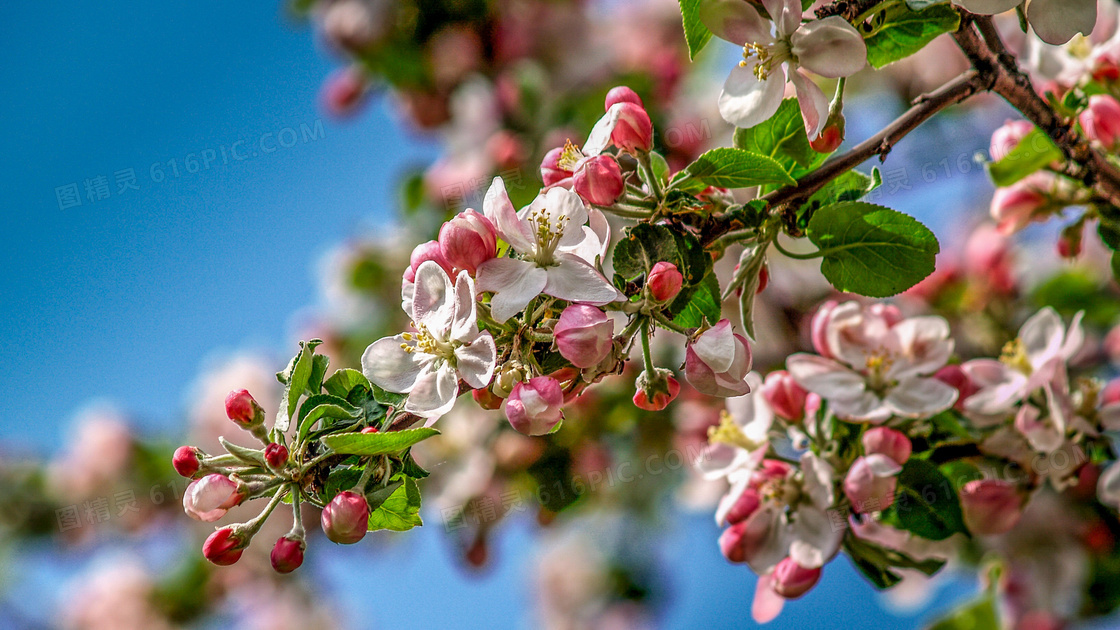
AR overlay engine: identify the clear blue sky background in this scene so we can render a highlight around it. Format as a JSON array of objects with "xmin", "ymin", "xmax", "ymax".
[{"xmin": 0, "ymin": 2, "xmax": 1003, "ymax": 628}]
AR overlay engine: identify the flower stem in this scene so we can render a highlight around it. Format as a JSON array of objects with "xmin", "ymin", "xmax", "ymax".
[
  {"xmin": 640, "ymin": 319, "xmax": 655, "ymax": 374},
  {"xmin": 772, "ymin": 237, "xmax": 824, "ymax": 261}
]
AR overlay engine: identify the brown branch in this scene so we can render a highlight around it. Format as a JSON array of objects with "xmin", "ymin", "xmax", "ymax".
[
  {"xmin": 815, "ymin": 0, "xmax": 884, "ymax": 21},
  {"xmin": 953, "ymin": 16, "xmax": 1120, "ymax": 207}
]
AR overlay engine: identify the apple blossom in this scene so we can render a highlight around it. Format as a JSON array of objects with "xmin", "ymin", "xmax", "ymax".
[
  {"xmin": 761, "ymin": 370, "xmax": 808, "ymax": 422},
  {"xmin": 787, "ymin": 301, "xmax": 958, "ymax": 423},
  {"xmin": 362, "ymin": 261, "xmax": 498, "ymax": 421},
  {"xmin": 583, "ymin": 102, "xmax": 653, "ymax": 155},
  {"xmin": 321, "ymin": 491, "xmax": 370, "ymax": 544},
  {"xmin": 647, "ymin": 261, "xmax": 683, "ymax": 303},
  {"xmin": 506, "ymin": 377, "xmax": 565, "ymax": 436},
  {"xmin": 476, "ymin": 178, "xmax": 622, "ymax": 323},
  {"xmin": 604, "ymin": 85, "xmax": 643, "ymax": 109},
  {"xmin": 696, "ymin": 374, "xmax": 772, "ymax": 501},
  {"xmin": 225, "ymin": 389, "xmax": 264, "ymax": 428},
  {"xmin": 959, "ymin": 479, "xmax": 1024, "ymax": 535},
  {"xmin": 271, "ymin": 535, "xmax": 306, "ymax": 573},
  {"xmin": 861, "ymin": 427, "xmax": 912, "ymax": 466},
  {"xmin": 540, "ymin": 147, "xmax": 573, "ymax": 188},
  {"xmin": 264, "ymin": 443, "xmax": 288, "ymax": 469},
  {"xmin": 438, "ymin": 208, "xmax": 498, "ymax": 275},
  {"xmin": 172, "ymin": 445, "xmax": 202, "ymax": 478},
  {"xmin": 572, "ymin": 155, "xmax": 625, "ymax": 206},
  {"xmin": 699, "ymin": 0, "xmax": 866, "ymax": 135},
  {"xmin": 950, "ymin": 0, "xmax": 1097, "ymax": 46},
  {"xmin": 321, "ymin": 67, "xmax": 367, "ymax": 117},
  {"xmin": 203, "ymin": 527, "xmax": 245, "ymax": 566},
  {"xmin": 843, "ymin": 454, "xmax": 901, "ymax": 513},
  {"xmin": 1080, "ymin": 94, "xmax": 1120, "ymax": 149},
  {"xmin": 633, "ymin": 369, "xmax": 681, "ymax": 411},
  {"xmin": 685, "ymin": 319, "xmax": 753, "ymax": 398},
  {"xmin": 183, "ymin": 474, "xmax": 246, "ymax": 522},
  {"xmin": 771, "ymin": 557, "xmax": 822, "ymax": 599},
  {"xmin": 554, "ymin": 305, "xmax": 614, "ymax": 368},
  {"xmin": 991, "ymin": 119, "xmax": 1035, "ymax": 161}
]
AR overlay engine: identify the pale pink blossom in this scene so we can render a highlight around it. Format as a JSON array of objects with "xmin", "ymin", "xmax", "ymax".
[
  {"xmin": 685, "ymin": 319, "xmax": 753, "ymax": 397},
  {"xmin": 554, "ymin": 304, "xmax": 614, "ymax": 368},
  {"xmin": 506, "ymin": 377, "xmax": 565, "ymax": 436},
  {"xmin": 183, "ymin": 474, "xmax": 244, "ymax": 522}
]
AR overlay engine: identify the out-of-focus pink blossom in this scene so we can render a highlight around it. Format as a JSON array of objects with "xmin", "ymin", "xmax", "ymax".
[
  {"xmin": 935, "ymin": 364, "xmax": 979, "ymax": 412},
  {"xmin": 843, "ymin": 455, "xmax": 901, "ymax": 513},
  {"xmin": 862, "ymin": 427, "xmax": 912, "ymax": 465},
  {"xmin": 761, "ymin": 370, "xmax": 808, "ymax": 422},
  {"xmin": 506, "ymin": 377, "xmax": 565, "ymax": 436},
  {"xmin": 1080, "ymin": 95, "xmax": 1120, "ymax": 149},
  {"xmin": 959, "ymin": 479, "xmax": 1024, "ymax": 535},
  {"xmin": 771, "ymin": 557, "xmax": 822, "ymax": 599},
  {"xmin": 321, "ymin": 67, "xmax": 368, "ymax": 118},
  {"xmin": 991, "ymin": 172, "xmax": 1056, "ymax": 235},
  {"xmin": 990, "ymin": 119, "xmax": 1035, "ymax": 162}
]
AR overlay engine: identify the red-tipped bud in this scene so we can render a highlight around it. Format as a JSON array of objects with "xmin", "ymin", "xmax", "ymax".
[
  {"xmin": 761, "ymin": 370, "xmax": 808, "ymax": 422},
  {"xmin": 809, "ymin": 300, "xmax": 840, "ymax": 358},
  {"xmin": 685, "ymin": 320, "xmax": 753, "ymax": 398},
  {"xmin": 555, "ymin": 305, "xmax": 614, "ymax": 369},
  {"xmin": 573, "ymin": 155, "xmax": 625, "ymax": 206},
  {"xmin": 633, "ymin": 369, "xmax": 680, "ymax": 411},
  {"xmin": 270, "ymin": 535, "xmax": 306, "ymax": 573},
  {"xmin": 723, "ymin": 487, "xmax": 762, "ymax": 525},
  {"xmin": 810, "ymin": 117, "xmax": 844, "ymax": 153},
  {"xmin": 719, "ymin": 520, "xmax": 752, "ymax": 563},
  {"xmin": 843, "ymin": 455, "xmax": 901, "ymax": 513},
  {"xmin": 604, "ymin": 86, "xmax": 644, "ymax": 110},
  {"xmin": 321, "ymin": 491, "xmax": 370, "ymax": 544},
  {"xmin": 959, "ymin": 479, "xmax": 1023, "ymax": 535},
  {"xmin": 862, "ymin": 427, "xmax": 912, "ymax": 466},
  {"xmin": 934, "ymin": 365, "xmax": 979, "ymax": 411},
  {"xmin": 225, "ymin": 389, "xmax": 264, "ymax": 428},
  {"xmin": 1080, "ymin": 95, "xmax": 1120, "ymax": 150},
  {"xmin": 609, "ymin": 103, "xmax": 654, "ymax": 154},
  {"xmin": 439, "ymin": 209, "xmax": 498, "ymax": 275},
  {"xmin": 506, "ymin": 377, "xmax": 565, "ymax": 436},
  {"xmin": 541, "ymin": 147, "xmax": 573, "ymax": 187},
  {"xmin": 407, "ymin": 240, "xmax": 454, "ymax": 283},
  {"xmin": 321, "ymin": 67, "xmax": 367, "ymax": 118},
  {"xmin": 1058, "ymin": 222, "xmax": 1083, "ymax": 260},
  {"xmin": 472, "ymin": 387, "xmax": 505, "ymax": 410},
  {"xmin": 647, "ymin": 261, "xmax": 683, "ymax": 303},
  {"xmin": 203, "ymin": 527, "xmax": 245, "ymax": 566},
  {"xmin": 360, "ymin": 426, "xmax": 380, "ymax": 433},
  {"xmin": 756, "ymin": 265, "xmax": 769, "ymax": 294},
  {"xmin": 264, "ymin": 443, "xmax": 289, "ymax": 469},
  {"xmin": 772, "ymin": 558, "xmax": 822, "ymax": 599},
  {"xmin": 172, "ymin": 445, "xmax": 203, "ymax": 478},
  {"xmin": 184, "ymin": 474, "xmax": 245, "ymax": 522}
]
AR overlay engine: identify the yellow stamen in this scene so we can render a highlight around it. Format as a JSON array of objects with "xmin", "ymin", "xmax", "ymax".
[
  {"xmin": 1000, "ymin": 338, "xmax": 1033, "ymax": 375},
  {"xmin": 707, "ymin": 411, "xmax": 761, "ymax": 451}
]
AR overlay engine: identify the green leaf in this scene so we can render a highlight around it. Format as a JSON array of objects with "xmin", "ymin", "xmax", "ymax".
[
  {"xmin": 308, "ymin": 354, "xmax": 330, "ymax": 395},
  {"xmin": 678, "ymin": 0, "xmax": 713, "ymax": 61},
  {"xmin": 275, "ymin": 340, "xmax": 322, "ymax": 433},
  {"xmin": 612, "ymin": 224, "xmax": 682, "ymax": 280},
  {"xmin": 844, "ymin": 532, "xmax": 946, "ymax": 590},
  {"xmin": 925, "ymin": 595, "xmax": 999, "ymax": 630},
  {"xmin": 804, "ymin": 168, "xmax": 882, "ymax": 212},
  {"xmin": 988, "ymin": 128, "xmax": 1062, "ymax": 187},
  {"xmin": 370, "ymin": 382, "xmax": 408, "ymax": 409},
  {"xmin": 323, "ymin": 368, "xmax": 372, "ymax": 399},
  {"xmin": 297, "ymin": 394, "xmax": 363, "ymax": 442},
  {"xmin": 682, "ymin": 148, "xmax": 796, "ymax": 189},
  {"xmin": 671, "ymin": 273, "xmax": 721, "ymax": 329},
  {"xmin": 367, "ymin": 476, "xmax": 422, "ymax": 532},
  {"xmin": 730, "ymin": 243, "xmax": 767, "ymax": 339},
  {"xmin": 733, "ymin": 99, "xmax": 819, "ymax": 172},
  {"xmin": 864, "ymin": 3, "xmax": 961, "ymax": 69},
  {"xmin": 807, "ymin": 201, "xmax": 940, "ymax": 298},
  {"xmin": 365, "ymin": 477, "xmax": 405, "ymax": 511},
  {"xmin": 882, "ymin": 459, "xmax": 968, "ymax": 541},
  {"xmin": 398, "ymin": 448, "xmax": 430, "ymax": 479},
  {"xmin": 323, "ymin": 467, "xmax": 363, "ymax": 502},
  {"xmin": 321, "ymin": 428, "xmax": 440, "ymax": 456}
]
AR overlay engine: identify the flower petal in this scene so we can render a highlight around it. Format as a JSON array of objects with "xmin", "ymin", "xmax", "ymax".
[
  {"xmin": 699, "ymin": 0, "xmax": 772, "ymax": 45},
  {"xmin": 362, "ymin": 335, "xmax": 423, "ymax": 393},
  {"xmin": 752, "ymin": 574, "xmax": 786, "ymax": 624},
  {"xmin": 788, "ymin": 507, "xmax": 844, "ymax": 569},
  {"xmin": 801, "ymin": 452, "xmax": 836, "ymax": 509},
  {"xmin": 1020, "ymin": 306, "xmax": 1064, "ymax": 366},
  {"xmin": 718, "ymin": 64, "xmax": 786, "ymax": 129},
  {"xmin": 790, "ymin": 16, "xmax": 867, "ymax": 78},
  {"xmin": 412, "ymin": 260, "xmax": 455, "ymax": 332},
  {"xmin": 450, "ymin": 271, "xmax": 479, "ymax": 343},
  {"xmin": 885, "ymin": 377, "xmax": 958, "ymax": 418},
  {"xmin": 1028, "ymin": 0, "xmax": 1097, "ymax": 45},
  {"xmin": 476, "ymin": 258, "xmax": 548, "ymax": 323},
  {"xmin": 888, "ymin": 316, "xmax": 953, "ymax": 380},
  {"xmin": 950, "ymin": 0, "xmax": 1021, "ymax": 13},
  {"xmin": 693, "ymin": 320, "xmax": 737, "ymax": 373},
  {"xmin": 455, "ymin": 333, "xmax": 497, "ymax": 389},
  {"xmin": 584, "ymin": 104, "xmax": 624, "ymax": 156},
  {"xmin": 1098, "ymin": 463, "xmax": 1120, "ymax": 507},
  {"xmin": 523, "ymin": 186, "xmax": 589, "ymax": 249},
  {"xmin": 483, "ymin": 176, "xmax": 535, "ymax": 253},
  {"xmin": 786, "ymin": 354, "xmax": 867, "ymax": 400},
  {"xmin": 544, "ymin": 253, "xmax": 623, "ymax": 305},
  {"xmin": 762, "ymin": 0, "xmax": 801, "ymax": 38},
  {"xmin": 404, "ymin": 363, "xmax": 459, "ymax": 419},
  {"xmin": 789, "ymin": 69, "xmax": 830, "ymax": 138},
  {"xmin": 961, "ymin": 359, "xmax": 1029, "ymax": 416}
]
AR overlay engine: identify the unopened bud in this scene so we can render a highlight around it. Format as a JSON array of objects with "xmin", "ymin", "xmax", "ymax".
[
  {"xmin": 270, "ymin": 534, "xmax": 306, "ymax": 573},
  {"xmin": 573, "ymin": 155, "xmax": 625, "ymax": 206},
  {"xmin": 604, "ymin": 86, "xmax": 644, "ymax": 110},
  {"xmin": 555, "ymin": 305, "xmax": 614, "ymax": 369},
  {"xmin": 439, "ymin": 209, "xmax": 498, "ymax": 275},
  {"xmin": 772, "ymin": 558, "xmax": 822, "ymax": 599},
  {"xmin": 647, "ymin": 262, "xmax": 683, "ymax": 303},
  {"xmin": 184, "ymin": 474, "xmax": 246, "ymax": 522},
  {"xmin": 810, "ymin": 114, "xmax": 844, "ymax": 153},
  {"xmin": 685, "ymin": 320, "xmax": 752, "ymax": 398},
  {"xmin": 225, "ymin": 389, "xmax": 265, "ymax": 428},
  {"xmin": 321, "ymin": 67, "xmax": 367, "ymax": 118},
  {"xmin": 1080, "ymin": 95, "xmax": 1120, "ymax": 150},
  {"xmin": 506, "ymin": 377, "xmax": 565, "ymax": 436},
  {"xmin": 321, "ymin": 491, "xmax": 370, "ymax": 544},
  {"xmin": 472, "ymin": 387, "xmax": 505, "ymax": 410},
  {"xmin": 1058, "ymin": 222, "xmax": 1083, "ymax": 259},
  {"xmin": 264, "ymin": 443, "xmax": 289, "ymax": 469},
  {"xmin": 843, "ymin": 455, "xmax": 901, "ymax": 513},
  {"xmin": 203, "ymin": 527, "xmax": 245, "ymax": 566},
  {"xmin": 990, "ymin": 119, "xmax": 1034, "ymax": 161},
  {"xmin": 761, "ymin": 370, "xmax": 808, "ymax": 422},
  {"xmin": 861, "ymin": 427, "xmax": 912, "ymax": 466},
  {"xmin": 633, "ymin": 368, "xmax": 680, "ymax": 411},
  {"xmin": 959, "ymin": 479, "xmax": 1023, "ymax": 535},
  {"xmin": 609, "ymin": 102, "xmax": 653, "ymax": 154},
  {"xmin": 172, "ymin": 445, "xmax": 203, "ymax": 478}
]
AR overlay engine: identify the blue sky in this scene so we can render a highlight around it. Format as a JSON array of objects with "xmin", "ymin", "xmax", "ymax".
[{"xmin": 0, "ymin": 2, "xmax": 1001, "ymax": 627}]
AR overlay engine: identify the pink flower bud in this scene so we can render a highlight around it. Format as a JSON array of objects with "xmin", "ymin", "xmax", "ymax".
[
  {"xmin": 685, "ymin": 320, "xmax": 753, "ymax": 398},
  {"xmin": 990, "ymin": 120, "xmax": 1034, "ymax": 161},
  {"xmin": 809, "ymin": 300, "xmax": 840, "ymax": 358},
  {"xmin": 991, "ymin": 176, "xmax": 1050, "ymax": 235},
  {"xmin": 1102, "ymin": 378, "xmax": 1120, "ymax": 406},
  {"xmin": 573, "ymin": 155, "xmax": 625, "ymax": 206},
  {"xmin": 648, "ymin": 262, "xmax": 683, "ymax": 303},
  {"xmin": 264, "ymin": 443, "xmax": 289, "ymax": 469},
  {"xmin": 810, "ymin": 116, "xmax": 844, "ymax": 154},
  {"xmin": 506, "ymin": 377, "xmax": 565, "ymax": 436},
  {"xmin": 964, "ymin": 224, "xmax": 1015, "ymax": 294},
  {"xmin": 719, "ymin": 520, "xmax": 752, "ymax": 563},
  {"xmin": 843, "ymin": 455, "xmax": 901, "ymax": 514},
  {"xmin": 555, "ymin": 305, "xmax": 614, "ymax": 369},
  {"xmin": 409, "ymin": 240, "xmax": 454, "ymax": 279},
  {"xmin": 321, "ymin": 0, "xmax": 378, "ymax": 51},
  {"xmin": 723, "ymin": 487, "xmax": 762, "ymax": 525},
  {"xmin": 321, "ymin": 491, "xmax": 370, "ymax": 544},
  {"xmin": 438, "ymin": 209, "xmax": 497, "ymax": 275},
  {"xmin": 633, "ymin": 369, "xmax": 680, "ymax": 411},
  {"xmin": 761, "ymin": 371, "xmax": 808, "ymax": 422},
  {"xmin": 771, "ymin": 558, "xmax": 822, "ymax": 599},
  {"xmin": 472, "ymin": 387, "xmax": 505, "ymax": 410},
  {"xmin": 184, "ymin": 474, "xmax": 245, "ymax": 522},
  {"xmin": 540, "ymin": 147, "xmax": 573, "ymax": 187},
  {"xmin": 1081, "ymin": 95, "xmax": 1120, "ymax": 149},
  {"xmin": 610, "ymin": 103, "xmax": 653, "ymax": 154},
  {"xmin": 934, "ymin": 365, "xmax": 979, "ymax": 411},
  {"xmin": 959, "ymin": 479, "xmax": 1023, "ymax": 535},
  {"xmin": 321, "ymin": 67, "xmax": 367, "ymax": 118},
  {"xmin": 172, "ymin": 445, "xmax": 202, "ymax": 478},
  {"xmin": 225, "ymin": 389, "xmax": 264, "ymax": 428},
  {"xmin": 203, "ymin": 527, "xmax": 245, "ymax": 566},
  {"xmin": 270, "ymin": 535, "xmax": 306, "ymax": 574},
  {"xmin": 862, "ymin": 427, "xmax": 912, "ymax": 465},
  {"xmin": 756, "ymin": 265, "xmax": 769, "ymax": 294},
  {"xmin": 604, "ymin": 86, "xmax": 644, "ymax": 110},
  {"xmin": 754, "ymin": 459, "xmax": 793, "ymax": 485}
]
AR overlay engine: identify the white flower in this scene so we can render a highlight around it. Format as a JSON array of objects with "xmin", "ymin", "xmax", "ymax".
[
  {"xmin": 476, "ymin": 177, "xmax": 622, "ymax": 323},
  {"xmin": 951, "ymin": 0, "xmax": 1097, "ymax": 46},
  {"xmin": 362, "ymin": 261, "xmax": 497, "ymax": 421},
  {"xmin": 787, "ymin": 301, "xmax": 958, "ymax": 423},
  {"xmin": 695, "ymin": 373, "xmax": 773, "ymax": 489},
  {"xmin": 699, "ymin": 0, "xmax": 866, "ymax": 135}
]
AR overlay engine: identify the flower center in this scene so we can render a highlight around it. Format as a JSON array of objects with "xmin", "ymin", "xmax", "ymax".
[
  {"xmin": 739, "ymin": 40, "xmax": 792, "ymax": 81},
  {"xmin": 758, "ymin": 474, "xmax": 802, "ymax": 509},
  {"xmin": 557, "ymin": 139, "xmax": 583, "ymax": 172},
  {"xmin": 1000, "ymin": 338, "xmax": 1033, "ymax": 375},
  {"xmin": 863, "ymin": 350, "xmax": 897, "ymax": 395},
  {"xmin": 529, "ymin": 207, "xmax": 568, "ymax": 267},
  {"xmin": 708, "ymin": 411, "xmax": 761, "ymax": 451},
  {"xmin": 401, "ymin": 322, "xmax": 457, "ymax": 363}
]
